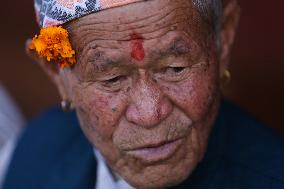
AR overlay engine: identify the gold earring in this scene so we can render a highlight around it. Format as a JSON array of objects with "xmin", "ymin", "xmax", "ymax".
[
  {"xmin": 61, "ymin": 98, "xmax": 74, "ymax": 112},
  {"xmin": 221, "ymin": 69, "xmax": 231, "ymax": 86}
]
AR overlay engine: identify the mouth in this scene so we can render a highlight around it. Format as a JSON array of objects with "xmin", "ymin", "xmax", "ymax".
[{"xmin": 125, "ymin": 138, "xmax": 184, "ymax": 164}]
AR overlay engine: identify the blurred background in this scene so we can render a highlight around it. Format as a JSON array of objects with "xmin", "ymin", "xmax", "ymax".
[{"xmin": 0, "ymin": 0, "xmax": 283, "ymax": 134}]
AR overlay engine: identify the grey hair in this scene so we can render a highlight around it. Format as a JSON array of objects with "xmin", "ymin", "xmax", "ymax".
[
  {"xmin": 192, "ymin": 0, "xmax": 224, "ymax": 49},
  {"xmin": 192, "ymin": 0, "xmax": 224, "ymax": 35}
]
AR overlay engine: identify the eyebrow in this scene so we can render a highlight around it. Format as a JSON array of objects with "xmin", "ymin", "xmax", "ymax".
[
  {"xmin": 86, "ymin": 50, "xmax": 122, "ymax": 72},
  {"xmin": 163, "ymin": 37, "xmax": 192, "ymax": 57},
  {"xmin": 150, "ymin": 37, "xmax": 190, "ymax": 60}
]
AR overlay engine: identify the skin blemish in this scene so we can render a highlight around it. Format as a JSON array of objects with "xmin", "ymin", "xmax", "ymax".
[{"xmin": 130, "ymin": 32, "xmax": 145, "ymax": 61}]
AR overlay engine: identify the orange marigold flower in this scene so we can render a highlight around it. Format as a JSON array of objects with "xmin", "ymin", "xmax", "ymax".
[{"xmin": 29, "ymin": 26, "xmax": 76, "ymax": 69}]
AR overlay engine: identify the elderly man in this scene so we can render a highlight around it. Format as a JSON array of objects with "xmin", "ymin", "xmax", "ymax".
[{"xmin": 1, "ymin": 0, "xmax": 284, "ymax": 189}]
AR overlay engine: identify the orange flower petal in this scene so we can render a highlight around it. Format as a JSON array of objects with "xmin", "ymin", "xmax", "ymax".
[{"xmin": 29, "ymin": 26, "xmax": 76, "ymax": 69}]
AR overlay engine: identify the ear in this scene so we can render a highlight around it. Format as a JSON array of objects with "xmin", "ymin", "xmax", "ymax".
[
  {"xmin": 25, "ymin": 39, "xmax": 72, "ymax": 100},
  {"xmin": 219, "ymin": 0, "xmax": 240, "ymax": 75}
]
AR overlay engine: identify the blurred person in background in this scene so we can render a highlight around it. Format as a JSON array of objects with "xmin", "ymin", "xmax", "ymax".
[
  {"xmin": 0, "ymin": 83, "xmax": 24, "ymax": 148},
  {"xmin": 1, "ymin": 0, "xmax": 284, "ymax": 189},
  {"xmin": 0, "ymin": 83, "xmax": 24, "ymax": 187}
]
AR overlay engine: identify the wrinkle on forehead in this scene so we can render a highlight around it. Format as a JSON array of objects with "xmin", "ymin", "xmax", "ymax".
[
  {"xmin": 68, "ymin": 6, "xmax": 193, "ymax": 45},
  {"xmin": 66, "ymin": 0, "xmax": 203, "ymax": 44}
]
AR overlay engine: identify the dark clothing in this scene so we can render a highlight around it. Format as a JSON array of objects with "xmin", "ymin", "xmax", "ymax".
[{"xmin": 3, "ymin": 100, "xmax": 284, "ymax": 189}]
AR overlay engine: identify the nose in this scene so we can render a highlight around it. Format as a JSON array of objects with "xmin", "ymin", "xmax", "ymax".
[{"xmin": 126, "ymin": 76, "xmax": 173, "ymax": 128}]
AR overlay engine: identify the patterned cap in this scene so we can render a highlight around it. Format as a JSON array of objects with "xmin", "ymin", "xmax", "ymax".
[{"xmin": 34, "ymin": 0, "xmax": 145, "ymax": 28}]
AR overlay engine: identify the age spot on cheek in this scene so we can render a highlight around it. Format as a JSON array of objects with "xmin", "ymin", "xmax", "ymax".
[{"xmin": 130, "ymin": 32, "xmax": 145, "ymax": 61}]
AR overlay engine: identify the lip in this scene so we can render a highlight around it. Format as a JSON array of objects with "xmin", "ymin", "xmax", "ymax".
[{"xmin": 125, "ymin": 138, "xmax": 184, "ymax": 163}]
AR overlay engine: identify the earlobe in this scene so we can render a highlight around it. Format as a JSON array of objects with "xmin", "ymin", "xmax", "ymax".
[{"xmin": 219, "ymin": 0, "xmax": 240, "ymax": 75}]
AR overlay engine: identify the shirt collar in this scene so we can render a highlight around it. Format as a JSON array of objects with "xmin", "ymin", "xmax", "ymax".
[{"xmin": 93, "ymin": 149, "xmax": 135, "ymax": 189}]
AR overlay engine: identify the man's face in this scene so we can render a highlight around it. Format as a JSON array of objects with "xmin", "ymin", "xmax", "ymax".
[{"xmin": 64, "ymin": 0, "xmax": 221, "ymax": 188}]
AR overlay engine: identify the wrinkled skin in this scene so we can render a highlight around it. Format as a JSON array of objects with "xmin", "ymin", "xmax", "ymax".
[{"xmin": 29, "ymin": 0, "xmax": 240, "ymax": 188}]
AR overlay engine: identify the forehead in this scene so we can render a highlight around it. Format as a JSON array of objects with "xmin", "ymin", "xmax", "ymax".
[{"xmin": 66, "ymin": 0, "xmax": 211, "ymax": 69}]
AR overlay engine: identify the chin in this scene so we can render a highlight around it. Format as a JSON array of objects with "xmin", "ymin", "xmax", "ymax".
[
  {"xmin": 121, "ymin": 157, "xmax": 198, "ymax": 189},
  {"xmin": 133, "ymin": 175, "xmax": 189, "ymax": 189}
]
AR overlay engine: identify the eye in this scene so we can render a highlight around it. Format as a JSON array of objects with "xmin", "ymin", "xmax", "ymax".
[
  {"xmin": 99, "ymin": 75, "xmax": 127, "ymax": 92},
  {"xmin": 105, "ymin": 76, "xmax": 122, "ymax": 84},
  {"xmin": 155, "ymin": 66, "xmax": 190, "ymax": 82},
  {"xmin": 165, "ymin": 67, "xmax": 186, "ymax": 74}
]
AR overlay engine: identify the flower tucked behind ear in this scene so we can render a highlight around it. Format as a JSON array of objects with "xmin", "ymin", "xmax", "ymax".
[{"xmin": 29, "ymin": 26, "xmax": 76, "ymax": 69}]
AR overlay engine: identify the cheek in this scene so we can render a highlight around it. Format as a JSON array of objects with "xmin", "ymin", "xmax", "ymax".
[
  {"xmin": 73, "ymin": 87, "xmax": 128, "ymax": 139},
  {"xmin": 162, "ymin": 62, "xmax": 219, "ymax": 121}
]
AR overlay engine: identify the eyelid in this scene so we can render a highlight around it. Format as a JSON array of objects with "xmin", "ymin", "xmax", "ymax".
[
  {"xmin": 98, "ymin": 75, "xmax": 129, "ymax": 93},
  {"xmin": 154, "ymin": 67, "xmax": 190, "ymax": 82},
  {"xmin": 96, "ymin": 73, "xmax": 123, "ymax": 82},
  {"xmin": 95, "ymin": 66, "xmax": 132, "ymax": 81},
  {"xmin": 168, "ymin": 63, "xmax": 189, "ymax": 67},
  {"xmin": 155, "ymin": 56, "xmax": 190, "ymax": 70}
]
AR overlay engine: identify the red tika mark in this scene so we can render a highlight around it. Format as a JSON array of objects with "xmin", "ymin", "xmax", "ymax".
[{"xmin": 130, "ymin": 32, "xmax": 145, "ymax": 61}]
